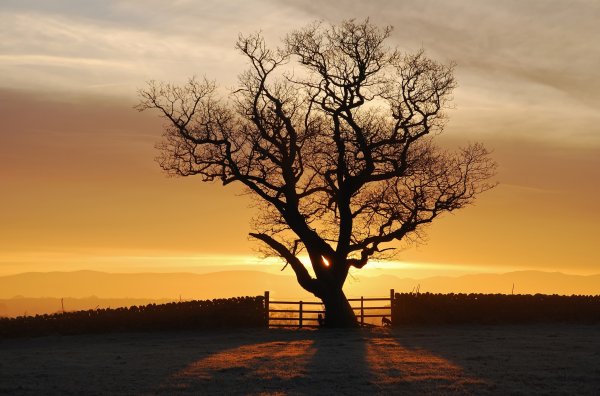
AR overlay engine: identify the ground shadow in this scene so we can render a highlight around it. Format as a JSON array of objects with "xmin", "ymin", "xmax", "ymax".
[
  {"xmin": 389, "ymin": 323, "xmax": 600, "ymax": 394},
  {"xmin": 4, "ymin": 325, "xmax": 596, "ymax": 395},
  {"xmin": 153, "ymin": 329, "xmax": 319, "ymax": 395},
  {"xmin": 366, "ymin": 328, "xmax": 489, "ymax": 394},
  {"xmin": 303, "ymin": 329, "xmax": 375, "ymax": 394},
  {"xmin": 155, "ymin": 327, "xmax": 489, "ymax": 394},
  {"xmin": 0, "ymin": 329, "xmax": 284, "ymax": 395}
]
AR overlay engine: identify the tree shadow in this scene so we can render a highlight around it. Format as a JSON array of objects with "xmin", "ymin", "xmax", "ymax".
[
  {"xmin": 303, "ymin": 329, "xmax": 376, "ymax": 394},
  {"xmin": 153, "ymin": 327, "xmax": 492, "ymax": 395},
  {"xmin": 154, "ymin": 327, "xmax": 490, "ymax": 395},
  {"xmin": 154, "ymin": 328, "xmax": 375, "ymax": 395}
]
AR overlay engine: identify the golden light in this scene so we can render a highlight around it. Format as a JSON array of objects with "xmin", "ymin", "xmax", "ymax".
[
  {"xmin": 366, "ymin": 334, "xmax": 485, "ymax": 387},
  {"xmin": 322, "ymin": 256, "xmax": 330, "ymax": 267},
  {"xmin": 158, "ymin": 331, "xmax": 485, "ymax": 393},
  {"xmin": 164, "ymin": 340, "xmax": 315, "ymax": 388}
]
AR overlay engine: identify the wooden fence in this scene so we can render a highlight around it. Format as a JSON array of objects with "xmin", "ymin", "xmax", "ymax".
[{"xmin": 264, "ymin": 289, "xmax": 396, "ymax": 328}]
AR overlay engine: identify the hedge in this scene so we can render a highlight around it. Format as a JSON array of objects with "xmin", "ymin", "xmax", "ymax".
[
  {"xmin": 0, "ymin": 296, "xmax": 265, "ymax": 337},
  {"xmin": 392, "ymin": 293, "xmax": 600, "ymax": 325}
]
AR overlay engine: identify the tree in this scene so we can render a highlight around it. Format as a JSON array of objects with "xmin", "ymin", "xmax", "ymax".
[{"xmin": 137, "ymin": 19, "xmax": 496, "ymax": 327}]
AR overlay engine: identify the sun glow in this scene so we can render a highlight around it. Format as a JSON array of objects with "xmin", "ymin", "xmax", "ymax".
[{"xmin": 0, "ymin": 250, "xmax": 534, "ymax": 278}]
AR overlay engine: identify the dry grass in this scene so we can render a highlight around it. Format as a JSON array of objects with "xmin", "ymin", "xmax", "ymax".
[{"xmin": 1, "ymin": 324, "xmax": 599, "ymax": 395}]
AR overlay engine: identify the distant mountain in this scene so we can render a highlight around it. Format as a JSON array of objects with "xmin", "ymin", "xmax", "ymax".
[
  {"xmin": 0, "ymin": 297, "xmax": 175, "ymax": 318},
  {"xmin": 0, "ymin": 270, "xmax": 301, "ymax": 300},
  {"xmin": 350, "ymin": 270, "xmax": 600, "ymax": 296},
  {"xmin": 0, "ymin": 269, "xmax": 598, "ymax": 317}
]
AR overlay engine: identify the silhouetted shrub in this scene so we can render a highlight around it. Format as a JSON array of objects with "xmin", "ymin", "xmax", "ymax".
[
  {"xmin": 392, "ymin": 293, "xmax": 600, "ymax": 325},
  {"xmin": 0, "ymin": 296, "xmax": 265, "ymax": 338}
]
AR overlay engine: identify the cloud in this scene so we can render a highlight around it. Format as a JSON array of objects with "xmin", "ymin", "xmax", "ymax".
[
  {"xmin": 1, "ymin": 1, "xmax": 599, "ymax": 144},
  {"xmin": 0, "ymin": 1, "xmax": 314, "ymax": 95},
  {"xmin": 0, "ymin": 12, "xmax": 235, "ymax": 93},
  {"xmin": 277, "ymin": 0, "xmax": 600, "ymax": 146}
]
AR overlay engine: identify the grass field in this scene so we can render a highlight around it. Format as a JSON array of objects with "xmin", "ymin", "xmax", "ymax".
[{"xmin": 1, "ymin": 324, "xmax": 599, "ymax": 395}]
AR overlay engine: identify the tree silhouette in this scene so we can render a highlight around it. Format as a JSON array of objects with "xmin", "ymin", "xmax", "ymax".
[{"xmin": 137, "ymin": 20, "xmax": 496, "ymax": 327}]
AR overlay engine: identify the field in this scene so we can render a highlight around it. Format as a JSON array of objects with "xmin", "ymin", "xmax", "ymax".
[{"xmin": 1, "ymin": 324, "xmax": 599, "ymax": 395}]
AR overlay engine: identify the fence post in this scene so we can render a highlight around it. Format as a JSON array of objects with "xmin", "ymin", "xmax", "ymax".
[
  {"xmin": 299, "ymin": 301, "xmax": 303, "ymax": 328},
  {"xmin": 360, "ymin": 296, "xmax": 364, "ymax": 326},
  {"xmin": 390, "ymin": 289, "xmax": 395, "ymax": 325},
  {"xmin": 264, "ymin": 291, "xmax": 270, "ymax": 328}
]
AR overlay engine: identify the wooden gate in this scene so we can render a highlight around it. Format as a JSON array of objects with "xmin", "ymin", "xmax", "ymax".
[{"xmin": 264, "ymin": 289, "xmax": 396, "ymax": 328}]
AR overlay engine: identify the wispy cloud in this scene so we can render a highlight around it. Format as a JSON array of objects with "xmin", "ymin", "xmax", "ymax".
[
  {"xmin": 0, "ymin": 54, "xmax": 134, "ymax": 69},
  {"xmin": 0, "ymin": 1, "xmax": 313, "ymax": 94},
  {"xmin": 278, "ymin": 0, "xmax": 600, "ymax": 145}
]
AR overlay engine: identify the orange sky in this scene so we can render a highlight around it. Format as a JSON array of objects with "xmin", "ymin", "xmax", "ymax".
[{"xmin": 1, "ymin": 1, "xmax": 599, "ymax": 282}]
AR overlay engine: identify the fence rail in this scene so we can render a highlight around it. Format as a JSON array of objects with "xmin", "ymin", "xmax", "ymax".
[{"xmin": 264, "ymin": 289, "xmax": 396, "ymax": 328}]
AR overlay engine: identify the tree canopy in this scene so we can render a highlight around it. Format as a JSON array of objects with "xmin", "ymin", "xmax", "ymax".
[{"xmin": 137, "ymin": 19, "xmax": 496, "ymax": 326}]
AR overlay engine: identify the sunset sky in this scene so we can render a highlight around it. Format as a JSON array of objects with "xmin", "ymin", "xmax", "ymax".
[{"xmin": 1, "ymin": 0, "xmax": 599, "ymax": 281}]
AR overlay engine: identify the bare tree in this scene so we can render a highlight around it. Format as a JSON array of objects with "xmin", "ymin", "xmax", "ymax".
[{"xmin": 137, "ymin": 19, "xmax": 496, "ymax": 327}]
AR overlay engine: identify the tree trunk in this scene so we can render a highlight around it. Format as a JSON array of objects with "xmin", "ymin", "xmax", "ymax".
[{"xmin": 321, "ymin": 287, "xmax": 358, "ymax": 327}]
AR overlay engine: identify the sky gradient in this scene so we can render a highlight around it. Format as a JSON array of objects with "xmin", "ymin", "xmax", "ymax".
[{"xmin": 1, "ymin": 0, "xmax": 599, "ymax": 280}]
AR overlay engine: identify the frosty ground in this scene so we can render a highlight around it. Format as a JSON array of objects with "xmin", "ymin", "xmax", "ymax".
[{"xmin": 1, "ymin": 324, "xmax": 599, "ymax": 395}]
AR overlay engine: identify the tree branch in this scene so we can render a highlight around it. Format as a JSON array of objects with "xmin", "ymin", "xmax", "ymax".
[{"xmin": 249, "ymin": 232, "xmax": 322, "ymax": 297}]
